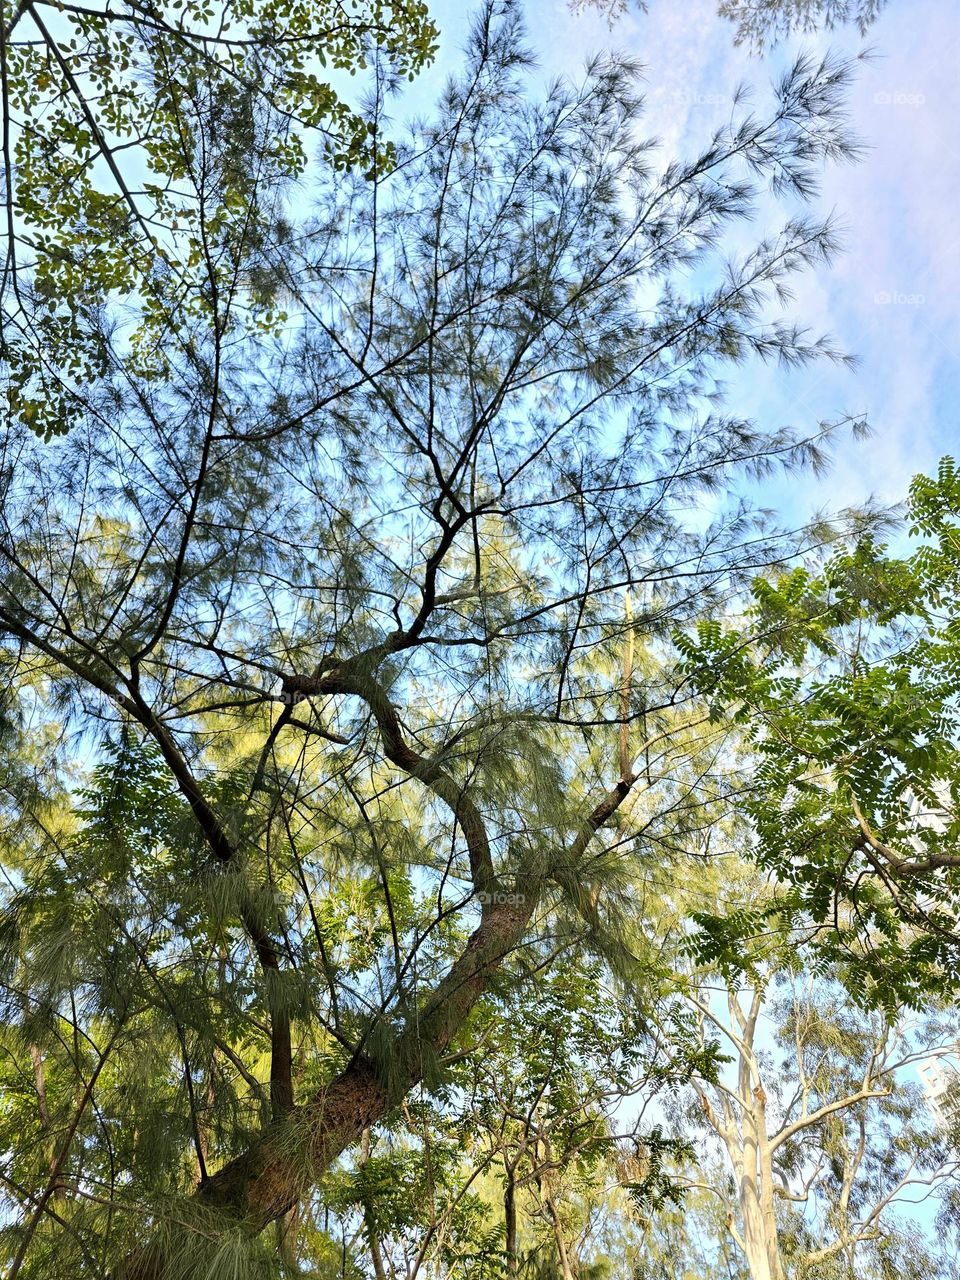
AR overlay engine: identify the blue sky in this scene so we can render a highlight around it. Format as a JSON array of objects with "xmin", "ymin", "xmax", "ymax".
[{"xmin": 412, "ymin": 0, "xmax": 960, "ymax": 526}]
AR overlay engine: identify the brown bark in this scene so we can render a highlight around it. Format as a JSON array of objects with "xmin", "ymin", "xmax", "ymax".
[
  {"xmin": 122, "ymin": 896, "xmax": 538, "ymax": 1279},
  {"xmin": 28, "ymin": 1042, "xmax": 66, "ymax": 1205},
  {"xmin": 503, "ymin": 1154, "xmax": 519, "ymax": 1278},
  {"xmin": 205, "ymin": 895, "xmax": 533, "ymax": 1215}
]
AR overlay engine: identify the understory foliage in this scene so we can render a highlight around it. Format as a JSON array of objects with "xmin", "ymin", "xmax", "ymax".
[{"xmin": 1, "ymin": 0, "xmax": 953, "ymax": 1277}]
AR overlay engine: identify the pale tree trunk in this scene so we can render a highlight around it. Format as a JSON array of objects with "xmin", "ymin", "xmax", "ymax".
[
  {"xmin": 755, "ymin": 1089, "xmax": 785, "ymax": 1280},
  {"xmin": 694, "ymin": 987, "xmax": 786, "ymax": 1280},
  {"xmin": 689, "ymin": 977, "xmax": 914, "ymax": 1280},
  {"xmin": 733, "ymin": 1077, "xmax": 780, "ymax": 1280},
  {"xmin": 545, "ymin": 1190, "xmax": 577, "ymax": 1280},
  {"xmin": 738, "ymin": 1178, "xmax": 776, "ymax": 1280},
  {"xmin": 727, "ymin": 988, "xmax": 784, "ymax": 1280}
]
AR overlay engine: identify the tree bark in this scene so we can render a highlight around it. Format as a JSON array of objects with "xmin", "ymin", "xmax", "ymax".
[
  {"xmin": 122, "ymin": 896, "xmax": 537, "ymax": 1278},
  {"xmin": 114, "ymin": 656, "xmax": 635, "ymax": 1278},
  {"xmin": 360, "ymin": 1129, "xmax": 389, "ymax": 1280},
  {"xmin": 702, "ymin": 991, "xmax": 786, "ymax": 1280},
  {"xmin": 504, "ymin": 1158, "xmax": 518, "ymax": 1279},
  {"xmin": 737, "ymin": 1105, "xmax": 775, "ymax": 1280},
  {"xmin": 545, "ymin": 1189, "xmax": 577, "ymax": 1280},
  {"xmin": 28, "ymin": 1042, "xmax": 66, "ymax": 1205}
]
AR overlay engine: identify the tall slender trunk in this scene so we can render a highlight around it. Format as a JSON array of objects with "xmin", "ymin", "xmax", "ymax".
[
  {"xmin": 504, "ymin": 1157, "xmax": 518, "ymax": 1279},
  {"xmin": 738, "ymin": 1166, "xmax": 775, "ymax": 1280},
  {"xmin": 735, "ymin": 1086, "xmax": 785, "ymax": 1279},
  {"xmin": 28, "ymin": 1042, "xmax": 66, "ymax": 1205},
  {"xmin": 545, "ymin": 1190, "xmax": 577, "ymax": 1280},
  {"xmin": 755, "ymin": 1092, "xmax": 785, "ymax": 1280},
  {"xmin": 361, "ymin": 1129, "xmax": 389, "ymax": 1280},
  {"xmin": 737, "ymin": 1028, "xmax": 770, "ymax": 1280},
  {"xmin": 707, "ymin": 992, "xmax": 786, "ymax": 1280}
]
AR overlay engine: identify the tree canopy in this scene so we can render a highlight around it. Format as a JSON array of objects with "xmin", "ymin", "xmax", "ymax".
[
  {"xmin": 0, "ymin": 1, "xmax": 955, "ymax": 1278},
  {"xmin": 1, "ymin": 0, "xmax": 437, "ymax": 439},
  {"xmin": 681, "ymin": 459, "xmax": 960, "ymax": 1007}
]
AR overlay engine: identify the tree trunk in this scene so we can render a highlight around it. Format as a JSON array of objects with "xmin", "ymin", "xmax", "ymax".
[
  {"xmin": 504, "ymin": 1158, "xmax": 518, "ymax": 1279},
  {"xmin": 738, "ymin": 1165, "xmax": 776, "ymax": 1280},
  {"xmin": 755, "ymin": 1098, "xmax": 785, "ymax": 1280},
  {"xmin": 737, "ymin": 1039, "xmax": 775, "ymax": 1280},
  {"xmin": 28, "ymin": 1042, "xmax": 65, "ymax": 1205},
  {"xmin": 122, "ymin": 897, "xmax": 536, "ymax": 1278},
  {"xmin": 361, "ymin": 1129, "xmax": 389, "ymax": 1280},
  {"xmin": 545, "ymin": 1190, "xmax": 577, "ymax": 1280},
  {"xmin": 710, "ymin": 995, "xmax": 786, "ymax": 1280}
]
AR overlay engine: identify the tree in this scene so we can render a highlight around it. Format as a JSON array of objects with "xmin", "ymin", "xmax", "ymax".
[
  {"xmin": 592, "ymin": 809, "xmax": 960, "ymax": 1280},
  {"xmin": 679, "ymin": 459, "xmax": 960, "ymax": 1009},
  {"xmin": 0, "ymin": 3, "xmax": 867, "ymax": 1275},
  {"xmin": 320, "ymin": 959, "xmax": 696, "ymax": 1280},
  {"xmin": 571, "ymin": 0, "xmax": 889, "ymax": 48},
  {"xmin": 673, "ymin": 967, "xmax": 960, "ymax": 1280}
]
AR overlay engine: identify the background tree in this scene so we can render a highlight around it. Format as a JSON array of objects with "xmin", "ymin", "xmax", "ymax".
[
  {"xmin": 597, "ymin": 797, "xmax": 960, "ymax": 1280},
  {"xmin": 671, "ymin": 964, "xmax": 960, "ymax": 1279},
  {"xmin": 667, "ymin": 459, "xmax": 960, "ymax": 1272},
  {"xmin": 571, "ymin": 0, "xmax": 889, "ymax": 47},
  {"xmin": 319, "ymin": 960, "xmax": 697, "ymax": 1279},
  {"xmin": 679, "ymin": 459, "xmax": 960, "ymax": 1009},
  {"xmin": 0, "ymin": 2, "xmax": 869, "ymax": 1275}
]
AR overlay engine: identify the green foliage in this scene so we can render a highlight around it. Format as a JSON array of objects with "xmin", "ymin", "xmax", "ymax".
[
  {"xmin": 2, "ymin": 0, "xmax": 437, "ymax": 439},
  {"xmin": 0, "ymin": 3, "xmax": 892, "ymax": 1275},
  {"xmin": 677, "ymin": 459, "xmax": 960, "ymax": 1010},
  {"xmin": 718, "ymin": 0, "xmax": 889, "ymax": 47},
  {"xmin": 573, "ymin": 0, "xmax": 890, "ymax": 48}
]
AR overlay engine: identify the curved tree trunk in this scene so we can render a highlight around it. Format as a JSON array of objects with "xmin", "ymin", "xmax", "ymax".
[{"xmin": 123, "ymin": 896, "xmax": 538, "ymax": 1278}]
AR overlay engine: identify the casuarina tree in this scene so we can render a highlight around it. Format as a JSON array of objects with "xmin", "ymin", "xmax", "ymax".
[{"xmin": 0, "ymin": 3, "xmax": 867, "ymax": 1274}]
